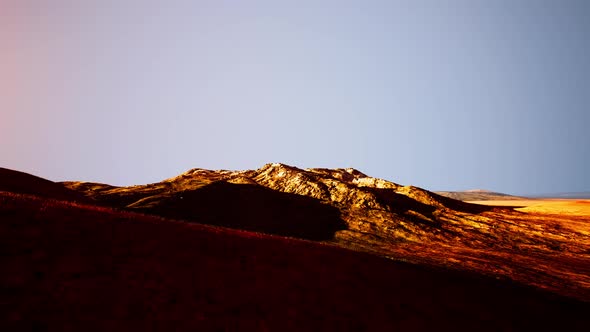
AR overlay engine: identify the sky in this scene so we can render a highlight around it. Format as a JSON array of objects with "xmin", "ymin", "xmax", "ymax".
[{"xmin": 1, "ymin": 0, "xmax": 589, "ymax": 195}]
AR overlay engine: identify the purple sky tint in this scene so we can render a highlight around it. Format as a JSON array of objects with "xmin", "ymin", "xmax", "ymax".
[{"xmin": 1, "ymin": 0, "xmax": 589, "ymax": 195}]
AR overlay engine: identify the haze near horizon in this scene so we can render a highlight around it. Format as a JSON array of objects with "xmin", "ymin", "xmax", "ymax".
[{"xmin": 1, "ymin": 0, "xmax": 589, "ymax": 195}]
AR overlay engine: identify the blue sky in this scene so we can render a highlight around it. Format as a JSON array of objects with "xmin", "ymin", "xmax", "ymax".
[{"xmin": 2, "ymin": 0, "xmax": 589, "ymax": 195}]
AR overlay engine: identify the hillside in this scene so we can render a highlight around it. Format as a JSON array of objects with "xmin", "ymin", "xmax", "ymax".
[
  {"xmin": 0, "ymin": 167, "xmax": 90, "ymax": 203},
  {"xmin": 59, "ymin": 163, "xmax": 590, "ymax": 300},
  {"xmin": 2, "ymin": 192, "xmax": 589, "ymax": 331},
  {"xmin": 436, "ymin": 189, "xmax": 526, "ymax": 201},
  {"xmin": 532, "ymin": 192, "xmax": 590, "ymax": 199}
]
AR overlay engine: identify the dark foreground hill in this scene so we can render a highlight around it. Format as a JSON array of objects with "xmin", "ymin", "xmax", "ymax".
[{"xmin": 1, "ymin": 192, "xmax": 589, "ymax": 331}]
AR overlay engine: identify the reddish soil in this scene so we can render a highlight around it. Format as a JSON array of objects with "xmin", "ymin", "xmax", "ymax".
[{"xmin": 1, "ymin": 192, "xmax": 589, "ymax": 331}]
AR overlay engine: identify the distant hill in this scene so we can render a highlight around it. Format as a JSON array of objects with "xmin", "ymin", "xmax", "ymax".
[
  {"xmin": 530, "ymin": 192, "xmax": 590, "ymax": 199},
  {"xmin": 435, "ymin": 189, "xmax": 526, "ymax": 201}
]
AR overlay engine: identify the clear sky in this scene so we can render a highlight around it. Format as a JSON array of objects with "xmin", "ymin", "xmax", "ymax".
[{"xmin": 1, "ymin": 0, "xmax": 589, "ymax": 195}]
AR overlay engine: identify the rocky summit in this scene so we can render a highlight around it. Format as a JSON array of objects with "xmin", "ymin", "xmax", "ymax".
[{"xmin": 60, "ymin": 163, "xmax": 590, "ymax": 301}]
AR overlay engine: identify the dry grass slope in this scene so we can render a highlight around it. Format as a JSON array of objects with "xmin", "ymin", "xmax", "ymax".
[{"xmin": 2, "ymin": 192, "xmax": 589, "ymax": 331}]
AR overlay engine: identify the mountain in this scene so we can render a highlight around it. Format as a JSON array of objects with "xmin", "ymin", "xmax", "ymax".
[
  {"xmin": 63, "ymin": 163, "xmax": 492, "ymax": 241},
  {"xmin": 60, "ymin": 163, "xmax": 590, "ymax": 301},
  {"xmin": 2, "ymin": 191, "xmax": 589, "ymax": 331},
  {"xmin": 435, "ymin": 189, "xmax": 526, "ymax": 201}
]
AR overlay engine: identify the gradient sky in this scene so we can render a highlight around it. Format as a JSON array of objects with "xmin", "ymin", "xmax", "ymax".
[{"xmin": 1, "ymin": 0, "xmax": 589, "ymax": 195}]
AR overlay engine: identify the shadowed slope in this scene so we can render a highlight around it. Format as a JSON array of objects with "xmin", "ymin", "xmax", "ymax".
[
  {"xmin": 130, "ymin": 182, "xmax": 347, "ymax": 240},
  {"xmin": 0, "ymin": 167, "xmax": 89, "ymax": 203},
  {"xmin": 1, "ymin": 192, "xmax": 589, "ymax": 331}
]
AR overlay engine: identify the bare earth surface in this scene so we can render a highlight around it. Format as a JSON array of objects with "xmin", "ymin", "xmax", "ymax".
[
  {"xmin": 3, "ymin": 192, "xmax": 589, "ymax": 331},
  {"xmin": 2, "ymin": 164, "xmax": 590, "ymax": 330},
  {"xmin": 469, "ymin": 199, "xmax": 590, "ymax": 216}
]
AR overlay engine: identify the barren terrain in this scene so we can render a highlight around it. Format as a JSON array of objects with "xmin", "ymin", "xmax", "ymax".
[
  {"xmin": 2, "ymin": 164, "xmax": 590, "ymax": 330},
  {"xmin": 58, "ymin": 163, "xmax": 590, "ymax": 300},
  {"xmin": 469, "ymin": 199, "xmax": 590, "ymax": 216}
]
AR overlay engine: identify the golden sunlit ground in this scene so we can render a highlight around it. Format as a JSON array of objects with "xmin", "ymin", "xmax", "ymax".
[{"xmin": 468, "ymin": 199, "xmax": 590, "ymax": 216}]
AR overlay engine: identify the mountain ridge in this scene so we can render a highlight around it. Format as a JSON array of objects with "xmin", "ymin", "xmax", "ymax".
[{"xmin": 435, "ymin": 189, "xmax": 527, "ymax": 201}]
